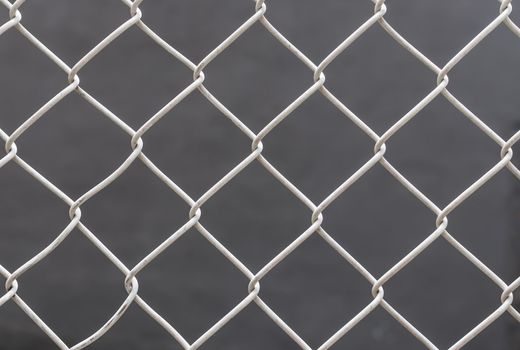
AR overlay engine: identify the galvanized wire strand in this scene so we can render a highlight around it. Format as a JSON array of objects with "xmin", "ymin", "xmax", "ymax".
[{"xmin": 0, "ymin": 0, "xmax": 518, "ymax": 349}]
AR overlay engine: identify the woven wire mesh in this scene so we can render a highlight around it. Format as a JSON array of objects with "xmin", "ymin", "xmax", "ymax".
[{"xmin": 0, "ymin": 0, "xmax": 519, "ymax": 348}]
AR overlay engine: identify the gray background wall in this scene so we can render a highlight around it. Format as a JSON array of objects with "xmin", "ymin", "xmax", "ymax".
[{"xmin": 0, "ymin": 0, "xmax": 519, "ymax": 349}]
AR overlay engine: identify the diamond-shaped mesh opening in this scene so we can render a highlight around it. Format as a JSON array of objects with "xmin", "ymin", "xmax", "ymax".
[
  {"xmin": 204, "ymin": 22, "xmax": 311, "ymax": 131},
  {"xmin": 14, "ymin": 93, "xmax": 130, "ymax": 198},
  {"xmin": 200, "ymin": 304, "xmax": 303, "ymax": 350},
  {"xmin": 448, "ymin": 24, "xmax": 520, "ymax": 140},
  {"xmin": 448, "ymin": 169, "xmax": 515, "ymax": 277},
  {"xmin": 81, "ymin": 159, "xmax": 190, "ymax": 266},
  {"xmin": 464, "ymin": 314, "xmax": 513, "ymax": 350},
  {"xmin": 202, "ymin": 161, "xmax": 310, "ymax": 271},
  {"xmin": 263, "ymin": 92, "xmax": 373, "ymax": 201},
  {"xmin": 386, "ymin": 95, "xmax": 501, "ymax": 205},
  {"xmin": 138, "ymin": 0, "xmax": 252, "ymax": 62},
  {"xmin": 138, "ymin": 228, "xmax": 248, "ymax": 343},
  {"xmin": 79, "ymin": 25, "xmax": 193, "ymax": 129},
  {"xmin": 144, "ymin": 90, "xmax": 251, "ymax": 197},
  {"xmin": 323, "ymin": 164, "xmax": 433, "ymax": 276},
  {"xmin": 385, "ymin": 0, "xmax": 498, "ymax": 63},
  {"xmin": 0, "ymin": 29, "xmax": 65, "ymax": 133},
  {"xmin": 86, "ymin": 303, "xmax": 184, "ymax": 350},
  {"xmin": 261, "ymin": 234, "xmax": 372, "ymax": 347},
  {"xmin": 331, "ymin": 307, "xmax": 430, "ymax": 349},
  {"xmin": 266, "ymin": 0, "xmax": 372, "ymax": 61},
  {"xmin": 385, "ymin": 238, "xmax": 503, "ymax": 348},
  {"xmin": 325, "ymin": 24, "xmax": 434, "ymax": 134},
  {"xmin": 0, "ymin": 301, "xmax": 58, "ymax": 350},
  {"xmin": 16, "ymin": 228, "xmax": 128, "ymax": 344},
  {"xmin": 20, "ymin": 0, "xmax": 129, "ymax": 63},
  {"xmin": 0, "ymin": 161, "xmax": 68, "ymax": 269}
]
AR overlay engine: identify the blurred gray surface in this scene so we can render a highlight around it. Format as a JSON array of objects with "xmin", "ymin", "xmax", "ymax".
[{"xmin": 0, "ymin": 0, "xmax": 519, "ymax": 349}]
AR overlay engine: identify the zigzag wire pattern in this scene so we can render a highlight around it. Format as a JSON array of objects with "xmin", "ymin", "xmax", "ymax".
[{"xmin": 0, "ymin": 0, "xmax": 518, "ymax": 348}]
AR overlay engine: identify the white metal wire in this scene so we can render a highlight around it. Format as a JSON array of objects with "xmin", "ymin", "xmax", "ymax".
[{"xmin": 0, "ymin": 0, "xmax": 519, "ymax": 349}]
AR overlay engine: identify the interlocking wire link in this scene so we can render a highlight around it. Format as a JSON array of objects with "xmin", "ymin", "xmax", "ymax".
[{"xmin": 0, "ymin": 0, "xmax": 519, "ymax": 348}]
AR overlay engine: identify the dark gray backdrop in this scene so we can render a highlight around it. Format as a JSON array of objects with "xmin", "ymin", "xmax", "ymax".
[{"xmin": 0, "ymin": 0, "xmax": 519, "ymax": 349}]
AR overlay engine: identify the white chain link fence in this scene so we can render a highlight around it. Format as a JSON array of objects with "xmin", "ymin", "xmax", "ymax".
[{"xmin": 0, "ymin": 0, "xmax": 519, "ymax": 349}]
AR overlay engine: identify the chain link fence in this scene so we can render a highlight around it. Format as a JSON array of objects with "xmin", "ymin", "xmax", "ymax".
[{"xmin": 0, "ymin": 0, "xmax": 519, "ymax": 349}]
